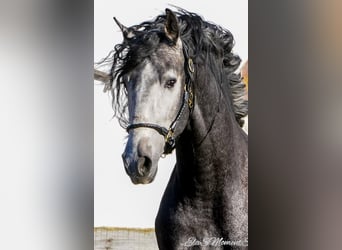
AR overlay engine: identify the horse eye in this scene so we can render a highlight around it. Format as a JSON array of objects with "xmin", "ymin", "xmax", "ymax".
[{"xmin": 165, "ymin": 79, "xmax": 176, "ymax": 88}]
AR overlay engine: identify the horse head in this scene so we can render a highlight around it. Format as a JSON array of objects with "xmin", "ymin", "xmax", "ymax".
[{"xmin": 117, "ymin": 9, "xmax": 191, "ymax": 184}]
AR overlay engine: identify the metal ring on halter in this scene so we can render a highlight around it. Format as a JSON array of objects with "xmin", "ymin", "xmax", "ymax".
[{"xmin": 188, "ymin": 58, "xmax": 195, "ymax": 73}]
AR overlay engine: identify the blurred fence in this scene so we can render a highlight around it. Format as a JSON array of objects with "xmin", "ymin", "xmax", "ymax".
[{"xmin": 94, "ymin": 227, "xmax": 158, "ymax": 250}]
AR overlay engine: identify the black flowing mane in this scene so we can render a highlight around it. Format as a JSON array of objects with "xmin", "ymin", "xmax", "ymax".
[{"xmin": 101, "ymin": 8, "xmax": 248, "ymax": 128}]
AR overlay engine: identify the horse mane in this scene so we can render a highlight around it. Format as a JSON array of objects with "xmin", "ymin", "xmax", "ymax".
[{"xmin": 99, "ymin": 8, "xmax": 248, "ymax": 128}]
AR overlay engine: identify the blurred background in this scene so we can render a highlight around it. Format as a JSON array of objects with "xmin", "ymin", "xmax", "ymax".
[{"xmin": 0, "ymin": 1, "xmax": 93, "ymax": 250}]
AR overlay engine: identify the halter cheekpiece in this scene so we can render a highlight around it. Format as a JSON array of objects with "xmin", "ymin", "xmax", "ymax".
[{"xmin": 126, "ymin": 58, "xmax": 194, "ymax": 155}]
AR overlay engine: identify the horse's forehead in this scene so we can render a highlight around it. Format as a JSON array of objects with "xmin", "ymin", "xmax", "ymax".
[
  {"xmin": 139, "ymin": 59, "xmax": 180, "ymax": 81},
  {"xmin": 150, "ymin": 45, "xmax": 184, "ymax": 69},
  {"xmin": 128, "ymin": 40, "xmax": 184, "ymax": 77}
]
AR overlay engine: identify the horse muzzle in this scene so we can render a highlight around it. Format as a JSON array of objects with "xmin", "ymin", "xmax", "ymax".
[{"xmin": 122, "ymin": 137, "xmax": 159, "ymax": 184}]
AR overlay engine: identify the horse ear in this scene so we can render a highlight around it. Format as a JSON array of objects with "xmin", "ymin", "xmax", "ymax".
[
  {"xmin": 164, "ymin": 9, "xmax": 179, "ymax": 43},
  {"xmin": 113, "ymin": 17, "xmax": 136, "ymax": 40}
]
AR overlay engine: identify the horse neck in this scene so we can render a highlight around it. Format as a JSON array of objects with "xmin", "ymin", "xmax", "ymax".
[{"xmin": 174, "ymin": 67, "xmax": 248, "ymax": 198}]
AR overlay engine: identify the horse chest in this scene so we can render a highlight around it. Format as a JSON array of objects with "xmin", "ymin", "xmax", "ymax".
[
  {"xmin": 156, "ymin": 202, "xmax": 223, "ymax": 249},
  {"xmin": 157, "ymin": 190, "xmax": 226, "ymax": 239}
]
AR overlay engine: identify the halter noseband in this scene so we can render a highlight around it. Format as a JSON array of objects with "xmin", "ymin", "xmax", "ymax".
[{"xmin": 126, "ymin": 58, "xmax": 194, "ymax": 155}]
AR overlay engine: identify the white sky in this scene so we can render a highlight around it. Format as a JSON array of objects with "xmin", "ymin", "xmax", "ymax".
[{"xmin": 94, "ymin": 0, "xmax": 248, "ymax": 228}]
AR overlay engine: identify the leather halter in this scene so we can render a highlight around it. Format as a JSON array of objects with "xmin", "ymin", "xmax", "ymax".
[{"xmin": 126, "ymin": 58, "xmax": 194, "ymax": 155}]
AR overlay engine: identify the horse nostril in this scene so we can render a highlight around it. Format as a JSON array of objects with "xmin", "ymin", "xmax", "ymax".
[{"xmin": 137, "ymin": 156, "xmax": 152, "ymax": 177}]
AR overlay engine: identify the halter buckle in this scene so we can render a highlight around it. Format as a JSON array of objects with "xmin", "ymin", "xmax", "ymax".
[
  {"xmin": 165, "ymin": 129, "xmax": 174, "ymax": 143},
  {"xmin": 163, "ymin": 129, "xmax": 176, "ymax": 154}
]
